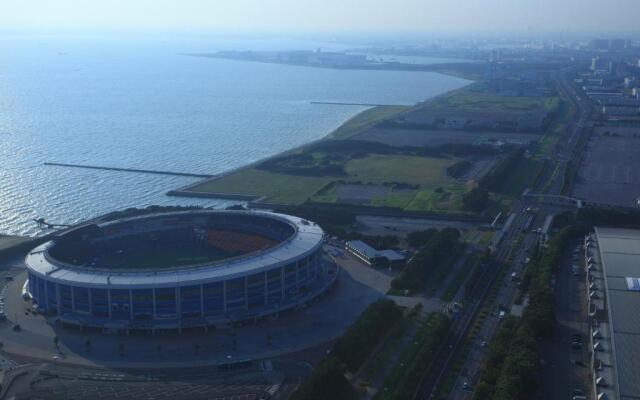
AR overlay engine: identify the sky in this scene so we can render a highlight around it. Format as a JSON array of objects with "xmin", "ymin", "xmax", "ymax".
[{"xmin": 1, "ymin": 0, "xmax": 638, "ymax": 35}]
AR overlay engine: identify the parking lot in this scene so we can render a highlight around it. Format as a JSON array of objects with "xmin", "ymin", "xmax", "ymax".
[
  {"xmin": 536, "ymin": 240, "xmax": 591, "ymax": 400},
  {"xmin": 573, "ymin": 127, "xmax": 640, "ymax": 207}
]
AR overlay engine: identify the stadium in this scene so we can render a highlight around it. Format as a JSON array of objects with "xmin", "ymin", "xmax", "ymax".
[{"xmin": 24, "ymin": 209, "xmax": 333, "ymax": 334}]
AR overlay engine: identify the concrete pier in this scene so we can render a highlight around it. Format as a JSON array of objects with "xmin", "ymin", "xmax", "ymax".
[{"xmin": 44, "ymin": 162, "xmax": 214, "ymax": 179}]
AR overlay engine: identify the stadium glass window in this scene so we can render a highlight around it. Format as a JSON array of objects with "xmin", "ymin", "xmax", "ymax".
[
  {"xmin": 131, "ymin": 289, "xmax": 154, "ymax": 319},
  {"xmin": 247, "ymin": 272, "xmax": 266, "ymax": 308},
  {"xmin": 180, "ymin": 285, "xmax": 202, "ymax": 318},
  {"xmin": 284, "ymin": 263, "xmax": 297, "ymax": 297},
  {"xmin": 73, "ymin": 287, "xmax": 90, "ymax": 313},
  {"xmin": 266, "ymin": 268, "xmax": 283, "ymax": 304},
  {"xmin": 110, "ymin": 289, "xmax": 131, "ymax": 320},
  {"xmin": 36, "ymin": 277, "xmax": 46, "ymax": 305},
  {"xmin": 298, "ymin": 263, "xmax": 308, "ymax": 284},
  {"xmin": 203, "ymin": 282, "xmax": 224, "ymax": 315},
  {"xmin": 225, "ymin": 278, "xmax": 246, "ymax": 311},
  {"xmin": 46, "ymin": 281, "xmax": 58, "ymax": 309},
  {"xmin": 59, "ymin": 285, "xmax": 73, "ymax": 313},
  {"xmin": 90, "ymin": 288, "xmax": 109, "ymax": 317},
  {"xmin": 155, "ymin": 288, "xmax": 177, "ymax": 318}
]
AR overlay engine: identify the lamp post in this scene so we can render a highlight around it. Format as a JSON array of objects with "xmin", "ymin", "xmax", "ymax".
[{"xmin": 52, "ymin": 355, "xmax": 61, "ymax": 395}]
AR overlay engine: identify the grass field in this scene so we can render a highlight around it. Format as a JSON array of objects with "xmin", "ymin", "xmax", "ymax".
[
  {"xmin": 310, "ymin": 155, "xmax": 463, "ymax": 211},
  {"xmin": 328, "ymin": 105, "xmax": 411, "ymax": 140},
  {"xmin": 191, "ymin": 153, "xmax": 465, "ymax": 212},
  {"xmin": 189, "ymin": 168, "xmax": 332, "ymax": 204},
  {"xmin": 434, "ymin": 90, "xmax": 557, "ymax": 113},
  {"xmin": 404, "ymin": 184, "xmax": 466, "ymax": 212},
  {"xmin": 98, "ymin": 245, "xmax": 231, "ymax": 270},
  {"xmin": 345, "ymin": 155, "xmax": 455, "ymax": 186}
]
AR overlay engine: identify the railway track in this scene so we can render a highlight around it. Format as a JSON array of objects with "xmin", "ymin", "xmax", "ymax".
[{"xmin": 412, "ymin": 207, "xmax": 527, "ymax": 399}]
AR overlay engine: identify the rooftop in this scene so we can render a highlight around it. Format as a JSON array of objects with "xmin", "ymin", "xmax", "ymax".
[
  {"xmin": 25, "ymin": 210, "xmax": 324, "ymax": 288},
  {"xmin": 595, "ymin": 227, "xmax": 640, "ymax": 400}
]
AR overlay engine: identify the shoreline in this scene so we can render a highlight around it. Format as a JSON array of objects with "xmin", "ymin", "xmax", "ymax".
[
  {"xmin": 167, "ymin": 104, "xmax": 397, "ymax": 199},
  {"xmin": 169, "ymin": 79, "xmax": 476, "ymax": 202},
  {"xmin": 181, "ymin": 52, "xmax": 482, "ymax": 79}
]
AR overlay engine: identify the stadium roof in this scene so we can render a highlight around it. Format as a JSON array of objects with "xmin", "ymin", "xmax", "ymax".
[
  {"xmin": 595, "ymin": 227, "xmax": 640, "ymax": 400},
  {"xmin": 26, "ymin": 210, "xmax": 323, "ymax": 288}
]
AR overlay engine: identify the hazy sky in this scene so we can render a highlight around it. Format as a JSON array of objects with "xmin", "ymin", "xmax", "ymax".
[{"xmin": 2, "ymin": 0, "xmax": 638, "ymax": 34}]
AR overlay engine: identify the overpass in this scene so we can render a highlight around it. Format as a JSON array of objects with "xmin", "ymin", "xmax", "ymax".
[{"xmin": 523, "ymin": 189, "xmax": 583, "ymax": 208}]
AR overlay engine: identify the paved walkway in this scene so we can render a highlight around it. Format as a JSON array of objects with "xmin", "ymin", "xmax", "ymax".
[{"xmin": 0, "ymin": 262, "xmax": 381, "ymax": 369}]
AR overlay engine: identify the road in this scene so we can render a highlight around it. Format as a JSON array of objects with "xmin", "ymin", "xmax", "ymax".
[
  {"xmin": 420, "ymin": 68, "xmax": 595, "ymax": 400},
  {"xmin": 412, "ymin": 198, "xmax": 535, "ymax": 399},
  {"xmin": 449, "ymin": 208, "xmax": 540, "ymax": 400}
]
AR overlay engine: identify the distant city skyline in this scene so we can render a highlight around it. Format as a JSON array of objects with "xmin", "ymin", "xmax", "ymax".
[{"xmin": 1, "ymin": 0, "xmax": 639, "ymax": 36}]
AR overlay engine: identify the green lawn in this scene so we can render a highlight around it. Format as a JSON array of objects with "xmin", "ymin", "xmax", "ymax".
[
  {"xmin": 434, "ymin": 90, "xmax": 555, "ymax": 112},
  {"xmin": 404, "ymin": 185, "xmax": 466, "ymax": 213},
  {"xmin": 371, "ymin": 190, "xmax": 417, "ymax": 209},
  {"xmin": 98, "ymin": 246, "xmax": 230, "ymax": 270},
  {"xmin": 191, "ymin": 154, "xmax": 462, "ymax": 209},
  {"xmin": 328, "ymin": 105, "xmax": 411, "ymax": 140},
  {"xmin": 189, "ymin": 168, "xmax": 332, "ymax": 204},
  {"xmin": 345, "ymin": 154, "xmax": 455, "ymax": 187}
]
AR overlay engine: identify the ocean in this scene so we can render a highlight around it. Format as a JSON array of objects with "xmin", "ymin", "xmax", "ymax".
[{"xmin": 0, "ymin": 34, "xmax": 470, "ymax": 236}]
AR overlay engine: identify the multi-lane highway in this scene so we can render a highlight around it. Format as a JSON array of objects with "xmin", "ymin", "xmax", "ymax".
[{"xmin": 413, "ymin": 69, "xmax": 594, "ymax": 400}]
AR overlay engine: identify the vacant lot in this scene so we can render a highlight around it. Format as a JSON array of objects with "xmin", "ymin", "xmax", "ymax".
[
  {"xmin": 189, "ymin": 168, "xmax": 332, "ymax": 204},
  {"xmin": 345, "ymin": 154, "xmax": 455, "ymax": 187},
  {"xmin": 335, "ymin": 184, "xmax": 392, "ymax": 205},
  {"xmin": 353, "ymin": 128, "xmax": 539, "ymax": 147},
  {"xmin": 573, "ymin": 128, "xmax": 640, "ymax": 207},
  {"xmin": 433, "ymin": 90, "xmax": 557, "ymax": 113},
  {"xmin": 190, "ymin": 154, "xmax": 458, "ymax": 208}
]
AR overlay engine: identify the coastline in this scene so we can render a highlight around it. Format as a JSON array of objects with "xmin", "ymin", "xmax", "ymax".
[
  {"xmin": 181, "ymin": 53, "xmax": 484, "ymax": 80},
  {"xmin": 168, "ymin": 78, "xmax": 476, "ymax": 202},
  {"xmin": 167, "ymin": 105, "xmax": 409, "ymax": 200}
]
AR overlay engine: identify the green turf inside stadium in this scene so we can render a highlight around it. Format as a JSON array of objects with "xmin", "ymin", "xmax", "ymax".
[{"xmin": 94, "ymin": 245, "xmax": 236, "ymax": 270}]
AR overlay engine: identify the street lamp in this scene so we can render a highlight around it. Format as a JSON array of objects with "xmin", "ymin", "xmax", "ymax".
[{"xmin": 52, "ymin": 355, "xmax": 60, "ymax": 391}]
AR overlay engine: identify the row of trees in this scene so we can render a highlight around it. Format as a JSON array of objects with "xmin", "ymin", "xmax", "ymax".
[
  {"xmin": 462, "ymin": 187, "xmax": 490, "ymax": 213},
  {"xmin": 391, "ymin": 228, "xmax": 460, "ymax": 292},
  {"xmin": 290, "ymin": 299, "xmax": 403, "ymax": 400},
  {"xmin": 478, "ymin": 150, "xmax": 524, "ymax": 192},
  {"xmin": 333, "ymin": 299, "xmax": 404, "ymax": 372},
  {"xmin": 379, "ymin": 313, "xmax": 451, "ymax": 400},
  {"xmin": 473, "ymin": 226, "xmax": 583, "ymax": 400},
  {"xmin": 406, "ymin": 228, "xmax": 438, "ymax": 248}
]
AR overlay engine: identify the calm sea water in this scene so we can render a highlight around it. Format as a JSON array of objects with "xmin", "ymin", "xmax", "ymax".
[{"xmin": 0, "ymin": 34, "xmax": 470, "ymax": 236}]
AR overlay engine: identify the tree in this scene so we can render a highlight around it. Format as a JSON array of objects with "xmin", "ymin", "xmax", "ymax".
[
  {"xmin": 289, "ymin": 357, "xmax": 356, "ymax": 400},
  {"xmin": 462, "ymin": 187, "xmax": 490, "ymax": 212},
  {"xmin": 407, "ymin": 229, "xmax": 437, "ymax": 248}
]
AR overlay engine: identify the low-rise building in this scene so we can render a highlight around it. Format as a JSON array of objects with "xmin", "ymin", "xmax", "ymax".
[{"xmin": 345, "ymin": 240, "xmax": 406, "ymax": 268}]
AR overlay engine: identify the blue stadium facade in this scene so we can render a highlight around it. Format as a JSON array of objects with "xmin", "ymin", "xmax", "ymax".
[{"xmin": 25, "ymin": 210, "xmax": 333, "ymax": 333}]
